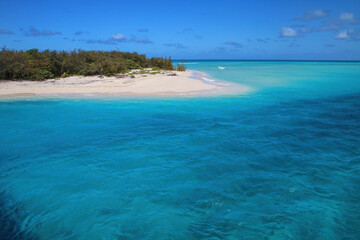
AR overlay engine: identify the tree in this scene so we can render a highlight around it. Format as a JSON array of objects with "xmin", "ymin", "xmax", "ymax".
[{"xmin": 0, "ymin": 48, "xmax": 175, "ymax": 80}]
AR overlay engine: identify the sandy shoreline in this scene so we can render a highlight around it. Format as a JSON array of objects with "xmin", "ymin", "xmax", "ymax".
[{"xmin": 0, "ymin": 70, "xmax": 250, "ymax": 99}]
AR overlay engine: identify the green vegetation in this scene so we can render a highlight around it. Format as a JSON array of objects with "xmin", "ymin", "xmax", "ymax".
[
  {"xmin": 176, "ymin": 64, "xmax": 186, "ymax": 71},
  {"xmin": 0, "ymin": 47, "xmax": 174, "ymax": 80}
]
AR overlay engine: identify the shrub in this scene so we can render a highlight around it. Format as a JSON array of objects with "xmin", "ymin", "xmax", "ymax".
[
  {"xmin": 61, "ymin": 72, "xmax": 68, "ymax": 78},
  {"xmin": 32, "ymin": 69, "xmax": 54, "ymax": 80},
  {"xmin": 176, "ymin": 64, "xmax": 186, "ymax": 71}
]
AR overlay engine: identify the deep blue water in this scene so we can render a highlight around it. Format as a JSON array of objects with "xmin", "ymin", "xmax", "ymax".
[{"xmin": 1, "ymin": 61, "xmax": 360, "ymax": 239}]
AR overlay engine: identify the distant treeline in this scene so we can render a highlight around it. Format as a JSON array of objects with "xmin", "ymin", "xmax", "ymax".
[{"xmin": 0, "ymin": 48, "xmax": 177, "ymax": 80}]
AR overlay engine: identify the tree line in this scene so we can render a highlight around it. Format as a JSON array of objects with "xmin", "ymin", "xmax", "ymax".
[{"xmin": 0, "ymin": 48, "xmax": 177, "ymax": 80}]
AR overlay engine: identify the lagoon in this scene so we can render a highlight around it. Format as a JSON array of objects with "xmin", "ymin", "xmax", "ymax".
[{"xmin": 1, "ymin": 61, "xmax": 360, "ymax": 239}]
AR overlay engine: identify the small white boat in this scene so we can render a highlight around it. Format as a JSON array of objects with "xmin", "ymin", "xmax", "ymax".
[{"xmin": 218, "ymin": 66, "xmax": 225, "ymax": 70}]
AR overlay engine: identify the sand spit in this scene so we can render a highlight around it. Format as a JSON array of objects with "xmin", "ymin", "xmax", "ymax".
[{"xmin": 0, "ymin": 70, "xmax": 250, "ymax": 99}]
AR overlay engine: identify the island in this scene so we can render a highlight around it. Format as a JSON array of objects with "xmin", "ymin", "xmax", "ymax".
[{"xmin": 0, "ymin": 48, "xmax": 249, "ymax": 98}]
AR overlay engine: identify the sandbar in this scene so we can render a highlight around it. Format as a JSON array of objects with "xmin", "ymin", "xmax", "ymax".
[{"xmin": 0, "ymin": 70, "xmax": 250, "ymax": 99}]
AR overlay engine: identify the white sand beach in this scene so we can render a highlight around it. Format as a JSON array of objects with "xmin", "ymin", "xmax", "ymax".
[{"xmin": 0, "ymin": 70, "xmax": 250, "ymax": 99}]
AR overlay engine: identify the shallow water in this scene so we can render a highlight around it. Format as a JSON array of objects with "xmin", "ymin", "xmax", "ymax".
[{"xmin": 1, "ymin": 61, "xmax": 360, "ymax": 239}]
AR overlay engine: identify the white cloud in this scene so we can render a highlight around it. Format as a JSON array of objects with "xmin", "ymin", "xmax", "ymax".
[
  {"xmin": 85, "ymin": 33, "xmax": 127, "ymax": 45},
  {"xmin": 339, "ymin": 12, "xmax": 355, "ymax": 21},
  {"xmin": 22, "ymin": 26, "xmax": 61, "ymax": 37},
  {"xmin": 300, "ymin": 26, "xmax": 311, "ymax": 33},
  {"xmin": 224, "ymin": 41, "xmax": 243, "ymax": 48},
  {"xmin": 312, "ymin": 10, "xmax": 328, "ymax": 18},
  {"xmin": 0, "ymin": 28, "xmax": 14, "ymax": 35},
  {"xmin": 111, "ymin": 33, "xmax": 126, "ymax": 41},
  {"xmin": 130, "ymin": 35, "xmax": 153, "ymax": 44},
  {"xmin": 334, "ymin": 29, "xmax": 353, "ymax": 39},
  {"xmin": 280, "ymin": 27, "xmax": 298, "ymax": 37},
  {"xmin": 163, "ymin": 43, "xmax": 187, "ymax": 49},
  {"xmin": 294, "ymin": 9, "xmax": 330, "ymax": 21}
]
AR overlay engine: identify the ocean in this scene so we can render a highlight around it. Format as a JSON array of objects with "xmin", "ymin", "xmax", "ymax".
[{"xmin": 1, "ymin": 61, "xmax": 360, "ymax": 239}]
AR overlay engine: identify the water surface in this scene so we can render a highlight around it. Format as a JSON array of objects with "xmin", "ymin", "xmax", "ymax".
[{"xmin": 1, "ymin": 61, "xmax": 360, "ymax": 239}]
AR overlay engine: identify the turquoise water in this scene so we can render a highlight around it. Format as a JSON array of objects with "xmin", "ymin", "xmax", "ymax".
[{"xmin": 1, "ymin": 61, "xmax": 360, "ymax": 240}]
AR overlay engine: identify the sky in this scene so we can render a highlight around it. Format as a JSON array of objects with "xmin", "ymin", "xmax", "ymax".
[{"xmin": 0, "ymin": 0, "xmax": 360, "ymax": 60}]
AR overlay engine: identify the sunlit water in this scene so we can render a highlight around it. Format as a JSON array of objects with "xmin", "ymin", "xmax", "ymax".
[{"xmin": 1, "ymin": 61, "xmax": 360, "ymax": 240}]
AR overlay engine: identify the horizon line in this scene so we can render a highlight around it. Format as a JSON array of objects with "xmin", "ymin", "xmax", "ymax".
[{"xmin": 173, "ymin": 59, "xmax": 360, "ymax": 62}]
